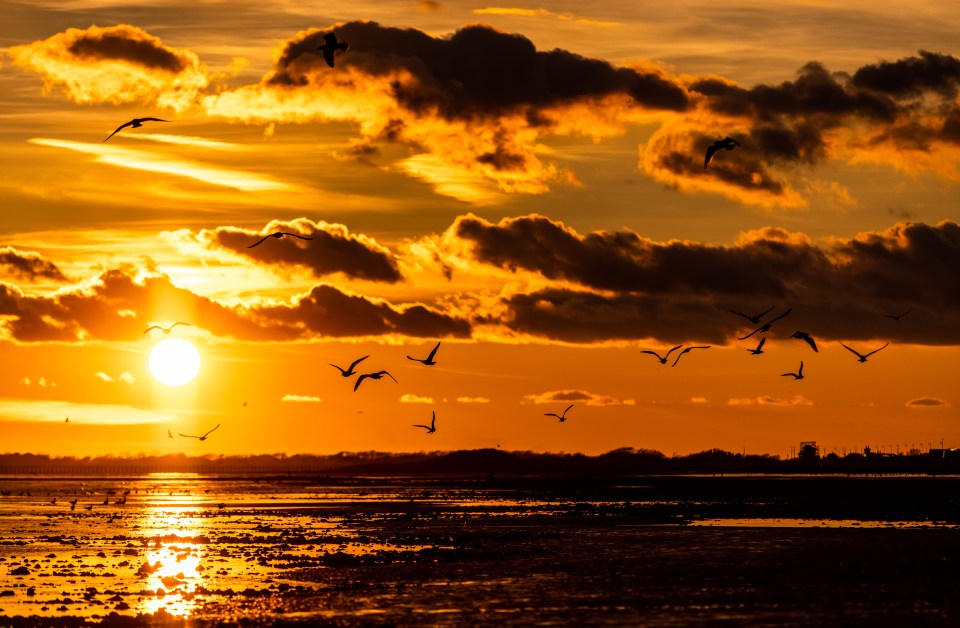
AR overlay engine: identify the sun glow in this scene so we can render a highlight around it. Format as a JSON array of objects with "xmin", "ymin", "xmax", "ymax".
[{"xmin": 149, "ymin": 338, "xmax": 201, "ymax": 387}]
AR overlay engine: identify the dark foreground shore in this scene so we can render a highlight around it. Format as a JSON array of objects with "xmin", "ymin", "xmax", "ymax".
[{"xmin": 1, "ymin": 475, "xmax": 959, "ymax": 626}]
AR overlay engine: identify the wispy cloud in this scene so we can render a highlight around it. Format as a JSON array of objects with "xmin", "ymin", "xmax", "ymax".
[
  {"xmin": 523, "ymin": 389, "xmax": 635, "ymax": 406},
  {"xmin": 400, "ymin": 394, "xmax": 435, "ymax": 404},
  {"xmin": 281, "ymin": 394, "xmax": 321, "ymax": 403},
  {"xmin": 95, "ymin": 371, "xmax": 136, "ymax": 384},
  {"xmin": 473, "ymin": 7, "xmax": 620, "ymax": 27},
  {"xmin": 29, "ymin": 139, "xmax": 292, "ymax": 192},
  {"xmin": 0, "ymin": 247, "xmax": 69, "ymax": 282},
  {"xmin": 906, "ymin": 397, "xmax": 950, "ymax": 408},
  {"xmin": 728, "ymin": 395, "xmax": 813, "ymax": 407},
  {"xmin": 22, "ymin": 377, "xmax": 55, "ymax": 388},
  {"xmin": 0, "ymin": 398, "xmax": 176, "ymax": 424},
  {"xmin": 456, "ymin": 396, "xmax": 490, "ymax": 404}
]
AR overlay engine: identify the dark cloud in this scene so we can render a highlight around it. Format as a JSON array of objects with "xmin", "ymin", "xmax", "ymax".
[
  {"xmin": 67, "ymin": 27, "xmax": 186, "ymax": 72},
  {"xmin": 197, "ymin": 219, "xmax": 402, "ymax": 283},
  {"xmin": 268, "ymin": 21, "xmax": 689, "ymax": 118},
  {"xmin": 0, "ymin": 268, "xmax": 469, "ymax": 343},
  {"xmin": 851, "ymin": 51, "xmax": 960, "ymax": 99},
  {"xmin": 0, "ymin": 247, "xmax": 69, "ymax": 282},
  {"xmin": 906, "ymin": 397, "xmax": 950, "ymax": 408},
  {"xmin": 455, "ymin": 215, "xmax": 960, "ymax": 345}
]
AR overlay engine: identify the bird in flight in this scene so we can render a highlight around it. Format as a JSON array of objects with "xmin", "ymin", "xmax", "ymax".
[
  {"xmin": 885, "ymin": 310, "xmax": 911, "ymax": 321},
  {"xmin": 747, "ymin": 337, "xmax": 766, "ymax": 355},
  {"xmin": 167, "ymin": 429, "xmax": 173, "ymax": 439},
  {"xmin": 143, "ymin": 322, "xmax": 190, "ymax": 335},
  {"xmin": 704, "ymin": 136, "xmax": 740, "ymax": 168},
  {"xmin": 317, "ymin": 32, "xmax": 349, "ymax": 68},
  {"xmin": 330, "ymin": 355, "xmax": 370, "ymax": 377},
  {"xmin": 413, "ymin": 411, "xmax": 437, "ymax": 434},
  {"xmin": 840, "ymin": 342, "xmax": 889, "ymax": 363},
  {"xmin": 179, "ymin": 424, "xmax": 220, "ymax": 441},
  {"xmin": 781, "ymin": 361, "xmax": 804, "ymax": 380},
  {"xmin": 104, "ymin": 117, "xmax": 167, "ymax": 142},
  {"xmin": 672, "ymin": 346, "xmax": 711, "ymax": 367},
  {"xmin": 354, "ymin": 370, "xmax": 398, "ymax": 391},
  {"xmin": 407, "ymin": 341, "xmax": 440, "ymax": 366},
  {"xmin": 739, "ymin": 308, "xmax": 792, "ymax": 340},
  {"xmin": 247, "ymin": 232, "xmax": 313, "ymax": 248},
  {"xmin": 791, "ymin": 331, "xmax": 818, "ymax": 352},
  {"xmin": 641, "ymin": 345, "xmax": 682, "ymax": 365},
  {"xmin": 730, "ymin": 304, "xmax": 775, "ymax": 325},
  {"xmin": 545, "ymin": 404, "xmax": 573, "ymax": 423}
]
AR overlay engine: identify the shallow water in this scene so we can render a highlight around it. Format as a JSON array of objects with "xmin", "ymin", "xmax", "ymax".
[{"xmin": 1, "ymin": 474, "xmax": 959, "ymax": 625}]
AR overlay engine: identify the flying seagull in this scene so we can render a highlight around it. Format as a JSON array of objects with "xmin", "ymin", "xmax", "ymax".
[
  {"xmin": 885, "ymin": 310, "xmax": 911, "ymax": 321},
  {"xmin": 167, "ymin": 429, "xmax": 173, "ymax": 439},
  {"xmin": 672, "ymin": 345, "xmax": 711, "ymax": 367},
  {"xmin": 317, "ymin": 32, "xmax": 349, "ymax": 68},
  {"xmin": 412, "ymin": 411, "xmax": 437, "ymax": 434},
  {"xmin": 704, "ymin": 136, "xmax": 740, "ymax": 168},
  {"xmin": 641, "ymin": 345, "xmax": 682, "ymax": 365},
  {"xmin": 791, "ymin": 331, "xmax": 818, "ymax": 352},
  {"xmin": 781, "ymin": 361, "xmax": 805, "ymax": 380},
  {"xmin": 247, "ymin": 232, "xmax": 314, "ymax": 248},
  {"xmin": 143, "ymin": 322, "xmax": 191, "ymax": 335},
  {"xmin": 747, "ymin": 337, "xmax": 766, "ymax": 355},
  {"xmin": 179, "ymin": 424, "xmax": 220, "ymax": 441},
  {"xmin": 354, "ymin": 370, "xmax": 398, "ymax": 391},
  {"xmin": 840, "ymin": 342, "xmax": 889, "ymax": 363},
  {"xmin": 545, "ymin": 404, "xmax": 573, "ymax": 423},
  {"xmin": 407, "ymin": 341, "xmax": 440, "ymax": 366},
  {"xmin": 730, "ymin": 304, "xmax": 775, "ymax": 325},
  {"xmin": 329, "ymin": 355, "xmax": 370, "ymax": 377},
  {"xmin": 104, "ymin": 117, "xmax": 167, "ymax": 142},
  {"xmin": 739, "ymin": 308, "xmax": 792, "ymax": 340}
]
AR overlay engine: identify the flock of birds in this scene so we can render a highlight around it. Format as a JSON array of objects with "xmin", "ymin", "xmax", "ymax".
[{"xmin": 86, "ymin": 31, "xmax": 911, "ymax": 448}]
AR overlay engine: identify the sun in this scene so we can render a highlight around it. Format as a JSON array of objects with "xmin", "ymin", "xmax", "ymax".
[{"xmin": 149, "ymin": 338, "xmax": 201, "ymax": 386}]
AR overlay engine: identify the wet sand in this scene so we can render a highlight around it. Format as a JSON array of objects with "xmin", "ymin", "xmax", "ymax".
[{"xmin": 1, "ymin": 475, "xmax": 959, "ymax": 626}]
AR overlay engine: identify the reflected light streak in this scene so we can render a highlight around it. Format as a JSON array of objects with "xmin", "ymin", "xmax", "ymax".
[{"xmin": 29, "ymin": 139, "xmax": 291, "ymax": 191}]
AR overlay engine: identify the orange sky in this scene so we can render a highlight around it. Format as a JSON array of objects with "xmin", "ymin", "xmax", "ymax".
[{"xmin": 1, "ymin": 1, "xmax": 958, "ymax": 458}]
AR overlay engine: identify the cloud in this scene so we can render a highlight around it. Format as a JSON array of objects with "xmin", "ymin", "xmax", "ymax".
[
  {"xmin": 0, "ymin": 398, "xmax": 175, "ymax": 425},
  {"xmin": 472, "ymin": 7, "xmax": 621, "ymax": 27},
  {"xmin": 690, "ymin": 397, "xmax": 709, "ymax": 404},
  {"xmin": 281, "ymin": 394, "xmax": 322, "ymax": 403},
  {"xmin": 95, "ymin": 371, "xmax": 136, "ymax": 384},
  {"xmin": 8, "ymin": 24, "xmax": 207, "ymax": 111},
  {"xmin": 728, "ymin": 395, "xmax": 813, "ymax": 407},
  {"xmin": 400, "ymin": 394, "xmax": 435, "ymax": 404},
  {"xmin": 0, "ymin": 265, "xmax": 471, "ymax": 343},
  {"xmin": 523, "ymin": 389, "xmax": 635, "ymax": 406},
  {"xmin": 906, "ymin": 397, "xmax": 951, "ymax": 408},
  {"xmin": 0, "ymin": 247, "xmax": 69, "ymax": 283},
  {"xmin": 451, "ymin": 214, "xmax": 960, "ymax": 345},
  {"xmin": 21, "ymin": 377, "xmax": 55, "ymax": 388},
  {"xmin": 456, "ymin": 396, "xmax": 490, "ymax": 404},
  {"xmin": 171, "ymin": 218, "xmax": 402, "ymax": 282}
]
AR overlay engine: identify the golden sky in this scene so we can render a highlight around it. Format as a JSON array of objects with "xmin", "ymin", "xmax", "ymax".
[{"xmin": 1, "ymin": 0, "xmax": 958, "ymax": 458}]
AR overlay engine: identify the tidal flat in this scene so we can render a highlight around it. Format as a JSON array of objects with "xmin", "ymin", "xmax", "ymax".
[{"xmin": 1, "ymin": 475, "xmax": 959, "ymax": 626}]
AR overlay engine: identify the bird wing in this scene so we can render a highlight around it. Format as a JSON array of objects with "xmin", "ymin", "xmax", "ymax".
[
  {"xmin": 139, "ymin": 118, "xmax": 168, "ymax": 123},
  {"xmin": 104, "ymin": 120, "xmax": 135, "ymax": 142},
  {"xmin": 704, "ymin": 144, "xmax": 719, "ymax": 168},
  {"xmin": 803, "ymin": 335, "xmax": 818, "ymax": 352},
  {"xmin": 281, "ymin": 232, "xmax": 313, "ymax": 240},
  {"xmin": 348, "ymin": 355, "xmax": 370, "ymax": 370},
  {"xmin": 143, "ymin": 325, "xmax": 161, "ymax": 334},
  {"xmin": 865, "ymin": 343, "xmax": 889, "ymax": 357},
  {"xmin": 426, "ymin": 341, "xmax": 441, "ymax": 361},
  {"xmin": 563, "ymin": 404, "xmax": 574, "ymax": 416},
  {"xmin": 430, "ymin": 411, "xmax": 436, "ymax": 428},
  {"xmin": 247, "ymin": 235, "xmax": 272, "ymax": 248},
  {"xmin": 171, "ymin": 322, "xmax": 191, "ymax": 330},
  {"xmin": 755, "ymin": 304, "xmax": 775, "ymax": 319},
  {"xmin": 384, "ymin": 371, "xmax": 398, "ymax": 383},
  {"xmin": 179, "ymin": 433, "xmax": 199, "ymax": 439},
  {"xmin": 203, "ymin": 424, "xmax": 221, "ymax": 438},
  {"xmin": 322, "ymin": 48, "xmax": 336, "ymax": 68},
  {"xmin": 354, "ymin": 374, "xmax": 369, "ymax": 391},
  {"xmin": 756, "ymin": 337, "xmax": 766, "ymax": 350},
  {"xmin": 672, "ymin": 349, "xmax": 689, "ymax": 367},
  {"xmin": 738, "ymin": 327, "xmax": 761, "ymax": 340},
  {"xmin": 406, "ymin": 355, "xmax": 422, "ymax": 362},
  {"xmin": 731, "ymin": 309, "xmax": 749, "ymax": 320},
  {"xmin": 323, "ymin": 33, "xmax": 337, "ymax": 45},
  {"xmin": 798, "ymin": 361, "xmax": 804, "ymax": 375},
  {"xmin": 665, "ymin": 345, "xmax": 683, "ymax": 357},
  {"xmin": 544, "ymin": 413, "xmax": 560, "ymax": 418},
  {"xmin": 329, "ymin": 363, "xmax": 347, "ymax": 375},
  {"xmin": 839, "ymin": 342, "xmax": 862, "ymax": 358},
  {"xmin": 640, "ymin": 350, "xmax": 663, "ymax": 359},
  {"xmin": 412, "ymin": 424, "xmax": 430, "ymax": 430},
  {"xmin": 769, "ymin": 308, "xmax": 792, "ymax": 324}
]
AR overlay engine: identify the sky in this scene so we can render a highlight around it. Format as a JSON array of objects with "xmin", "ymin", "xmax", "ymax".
[{"xmin": 1, "ymin": 0, "xmax": 958, "ymax": 458}]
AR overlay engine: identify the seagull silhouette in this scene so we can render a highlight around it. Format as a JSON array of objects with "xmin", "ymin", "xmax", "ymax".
[
  {"xmin": 143, "ymin": 322, "xmax": 190, "ymax": 335},
  {"xmin": 247, "ymin": 232, "xmax": 314, "ymax": 248},
  {"xmin": 167, "ymin": 429, "xmax": 173, "ymax": 439},
  {"xmin": 317, "ymin": 32, "xmax": 349, "ymax": 68},
  {"xmin": 330, "ymin": 355, "xmax": 370, "ymax": 377},
  {"xmin": 69, "ymin": 498, "xmax": 78, "ymax": 511},
  {"xmin": 104, "ymin": 117, "xmax": 167, "ymax": 142},
  {"xmin": 704, "ymin": 136, "xmax": 740, "ymax": 168},
  {"xmin": 747, "ymin": 337, "xmax": 766, "ymax": 355},
  {"xmin": 840, "ymin": 342, "xmax": 889, "ymax": 363},
  {"xmin": 781, "ymin": 361, "xmax": 804, "ymax": 380},
  {"xmin": 179, "ymin": 424, "xmax": 220, "ymax": 441},
  {"xmin": 407, "ymin": 341, "xmax": 440, "ymax": 366},
  {"xmin": 885, "ymin": 310, "xmax": 911, "ymax": 321},
  {"xmin": 545, "ymin": 404, "xmax": 573, "ymax": 423},
  {"xmin": 672, "ymin": 346, "xmax": 711, "ymax": 367},
  {"xmin": 730, "ymin": 304, "xmax": 775, "ymax": 325},
  {"xmin": 739, "ymin": 308, "xmax": 792, "ymax": 340},
  {"xmin": 791, "ymin": 331, "xmax": 818, "ymax": 352},
  {"xmin": 354, "ymin": 370, "xmax": 398, "ymax": 391},
  {"xmin": 412, "ymin": 411, "xmax": 437, "ymax": 434},
  {"xmin": 641, "ymin": 345, "xmax": 682, "ymax": 365}
]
